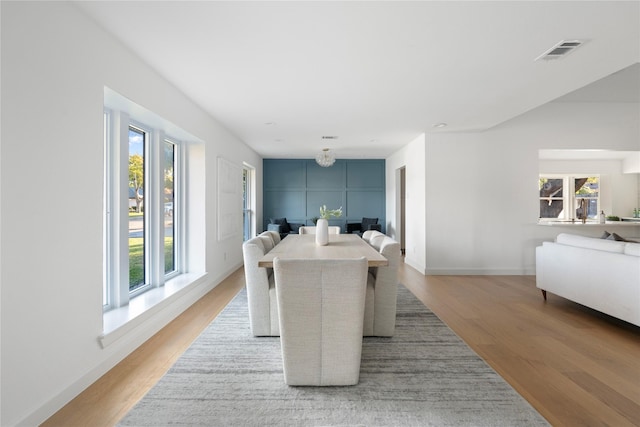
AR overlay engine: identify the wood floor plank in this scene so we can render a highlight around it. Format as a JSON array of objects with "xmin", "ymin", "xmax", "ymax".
[
  {"xmin": 565, "ymin": 371, "xmax": 640, "ymax": 426},
  {"xmin": 43, "ymin": 260, "xmax": 640, "ymax": 427}
]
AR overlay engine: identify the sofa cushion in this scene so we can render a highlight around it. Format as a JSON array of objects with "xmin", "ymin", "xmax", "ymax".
[
  {"xmin": 555, "ymin": 233, "xmax": 626, "ymax": 254},
  {"xmin": 270, "ymin": 217, "xmax": 290, "ymax": 234}
]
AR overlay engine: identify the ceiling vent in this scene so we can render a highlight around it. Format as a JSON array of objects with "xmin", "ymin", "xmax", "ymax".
[
  {"xmin": 535, "ymin": 40, "xmax": 585, "ymax": 61},
  {"xmin": 321, "ymin": 136, "xmax": 338, "ymax": 140}
]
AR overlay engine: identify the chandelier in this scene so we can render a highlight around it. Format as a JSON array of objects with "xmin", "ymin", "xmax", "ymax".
[{"xmin": 315, "ymin": 148, "xmax": 336, "ymax": 167}]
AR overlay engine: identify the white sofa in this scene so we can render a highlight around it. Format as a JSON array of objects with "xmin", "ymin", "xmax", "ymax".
[{"xmin": 535, "ymin": 233, "xmax": 640, "ymax": 327}]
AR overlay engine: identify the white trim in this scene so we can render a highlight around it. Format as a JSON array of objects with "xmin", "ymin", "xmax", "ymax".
[
  {"xmin": 404, "ymin": 257, "xmax": 426, "ymax": 275},
  {"xmin": 176, "ymin": 141, "xmax": 188, "ymax": 274},
  {"xmin": 149, "ymin": 129, "xmax": 164, "ymax": 287},
  {"xmin": 425, "ymin": 268, "xmax": 535, "ymax": 275},
  {"xmin": 242, "ymin": 163, "xmax": 256, "ymax": 240},
  {"xmin": 164, "ymin": 137, "xmax": 182, "ymax": 280}
]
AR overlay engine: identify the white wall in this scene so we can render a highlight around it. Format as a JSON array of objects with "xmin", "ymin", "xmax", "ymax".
[
  {"xmin": 423, "ymin": 101, "xmax": 640, "ymax": 274},
  {"xmin": 1, "ymin": 2, "xmax": 262, "ymax": 425},
  {"xmin": 386, "ymin": 134, "xmax": 426, "ymax": 274}
]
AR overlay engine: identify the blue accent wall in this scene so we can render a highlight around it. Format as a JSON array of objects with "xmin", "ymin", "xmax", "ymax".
[{"xmin": 263, "ymin": 159, "xmax": 385, "ymax": 233}]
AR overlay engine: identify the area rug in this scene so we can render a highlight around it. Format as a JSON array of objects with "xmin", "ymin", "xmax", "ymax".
[{"xmin": 119, "ymin": 285, "xmax": 549, "ymax": 426}]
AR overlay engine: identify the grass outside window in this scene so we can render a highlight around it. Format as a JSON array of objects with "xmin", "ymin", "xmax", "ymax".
[{"xmin": 129, "ymin": 237, "xmax": 175, "ymax": 288}]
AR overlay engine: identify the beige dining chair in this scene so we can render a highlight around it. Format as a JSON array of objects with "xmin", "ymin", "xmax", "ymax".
[
  {"xmin": 242, "ymin": 237, "xmax": 280, "ymax": 336},
  {"xmin": 369, "ymin": 232, "xmax": 386, "ymax": 250},
  {"xmin": 257, "ymin": 231, "xmax": 277, "ymax": 252},
  {"xmin": 363, "ymin": 236, "xmax": 400, "ymax": 337},
  {"xmin": 298, "ymin": 226, "xmax": 341, "ymax": 234},
  {"xmin": 264, "ymin": 230, "xmax": 281, "ymax": 245},
  {"xmin": 274, "ymin": 257, "xmax": 368, "ymax": 386},
  {"xmin": 362, "ymin": 229, "xmax": 384, "ymax": 243}
]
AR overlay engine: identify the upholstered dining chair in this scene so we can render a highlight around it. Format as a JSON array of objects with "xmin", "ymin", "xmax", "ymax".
[
  {"xmin": 264, "ymin": 230, "xmax": 281, "ymax": 245},
  {"xmin": 273, "ymin": 257, "xmax": 368, "ymax": 386},
  {"xmin": 368, "ymin": 232, "xmax": 386, "ymax": 250},
  {"xmin": 298, "ymin": 226, "xmax": 341, "ymax": 234},
  {"xmin": 362, "ymin": 229, "xmax": 384, "ymax": 244},
  {"xmin": 363, "ymin": 236, "xmax": 401, "ymax": 337},
  {"xmin": 242, "ymin": 237, "xmax": 279, "ymax": 336},
  {"xmin": 258, "ymin": 231, "xmax": 276, "ymax": 252}
]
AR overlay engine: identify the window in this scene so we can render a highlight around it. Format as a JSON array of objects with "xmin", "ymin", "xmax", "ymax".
[
  {"xmin": 539, "ymin": 175, "xmax": 600, "ymax": 221},
  {"xmin": 164, "ymin": 140, "xmax": 177, "ymax": 276},
  {"xmin": 101, "ymin": 88, "xmax": 207, "ymax": 345},
  {"xmin": 242, "ymin": 165, "xmax": 255, "ymax": 241},
  {"xmin": 104, "ymin": 111, "xmax": 184, "ymax": 310},
  {"xmin": 128, "ymin": 126, "xmax": 146, "ymax": 292}
]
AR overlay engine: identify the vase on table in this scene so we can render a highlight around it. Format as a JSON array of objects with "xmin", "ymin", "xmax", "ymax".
[{"xmin": 316, "ymin": 218, "xmax": 329, "ymax": 246}]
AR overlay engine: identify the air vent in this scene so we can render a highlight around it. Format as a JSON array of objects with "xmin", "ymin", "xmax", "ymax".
[
  {"xmin": 535, "ymin": 40, "xmax": 585, "ymax": 61},
  {"xmin": 321, "ymin": 136, "xmax": 339, "ymax": 140}
]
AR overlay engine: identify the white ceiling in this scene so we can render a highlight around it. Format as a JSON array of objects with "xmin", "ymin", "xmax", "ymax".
[{"xmin": 74, "ymin": 1, "xmax": 640, "ymax": 159}]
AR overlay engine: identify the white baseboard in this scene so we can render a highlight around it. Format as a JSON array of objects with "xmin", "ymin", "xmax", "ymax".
[
  {"xmin": 404, "ymin": 257, "xmax": 426, "ymax": 275},
  {"xmin": 425, "ymin": 267, "xmax": 535, "ymax": 275}
]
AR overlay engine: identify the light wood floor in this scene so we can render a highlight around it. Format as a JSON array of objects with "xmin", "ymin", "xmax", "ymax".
[{"xmin": 43, "ymin": 261, "xmax": 640, "ymax": 427}]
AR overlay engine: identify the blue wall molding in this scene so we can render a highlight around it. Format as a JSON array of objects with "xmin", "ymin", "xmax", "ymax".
[{"xmin": 263, "ymin": 159, "xmax": 386, "ymax": 233}]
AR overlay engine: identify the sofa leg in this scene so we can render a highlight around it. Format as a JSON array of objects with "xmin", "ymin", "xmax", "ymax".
[{"xmin": 541, "ymin": 290, "xmax": 547, "ymax": 301}]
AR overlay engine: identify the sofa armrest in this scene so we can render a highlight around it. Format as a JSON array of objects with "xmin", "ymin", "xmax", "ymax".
[
  {"xmin": 346, "ymin": 223, "xmax": 362, "ymax": 234},
  {"xmin": 267, "ymin": 223, "xmax": 282, "ymax": 233},
  {"xmin": 288, "ymin": 223, "xmax": 303, "ymax": 234}
]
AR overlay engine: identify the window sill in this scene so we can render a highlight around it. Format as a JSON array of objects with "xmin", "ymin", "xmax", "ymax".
[{"xmin": 100, "ymin": 272, "xmax": 208, "ymax": 348}]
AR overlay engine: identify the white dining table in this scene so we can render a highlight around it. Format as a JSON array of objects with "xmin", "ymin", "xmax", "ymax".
[{"xmin": 258, "ymin": 234, "xmax": 388, "ymax": 268}]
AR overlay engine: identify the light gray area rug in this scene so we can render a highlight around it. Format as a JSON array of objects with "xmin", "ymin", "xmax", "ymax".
[{"xmin": 120, "ymin": 285, "xmax": 549, "ymax": 426}]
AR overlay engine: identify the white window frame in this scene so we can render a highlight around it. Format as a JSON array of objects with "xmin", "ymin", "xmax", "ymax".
[
  {"xmin": 539, "ymin": 174, "xmax": 600, "ymax": 222},
  {"xmin": 242, "ymin": 163, "xmax": 256, "ymax": 241},
  {"xmin": 104, "ymin": 110, "xmax": 185, "ymax": 311},
  {"xmin": 163, "ymin": 137, "xmax": 183, "ymax": 282}
]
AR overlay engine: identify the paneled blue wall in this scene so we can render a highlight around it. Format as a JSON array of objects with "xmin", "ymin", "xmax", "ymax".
[{"xmin": 263, "ymin": 159, "xmax": 386, "ymax": 233}]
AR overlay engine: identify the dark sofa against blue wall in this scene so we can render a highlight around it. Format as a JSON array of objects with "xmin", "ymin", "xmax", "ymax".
[{"xmin": 263, "ymin": 159, "xmax": 385, "ymax": 233}]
